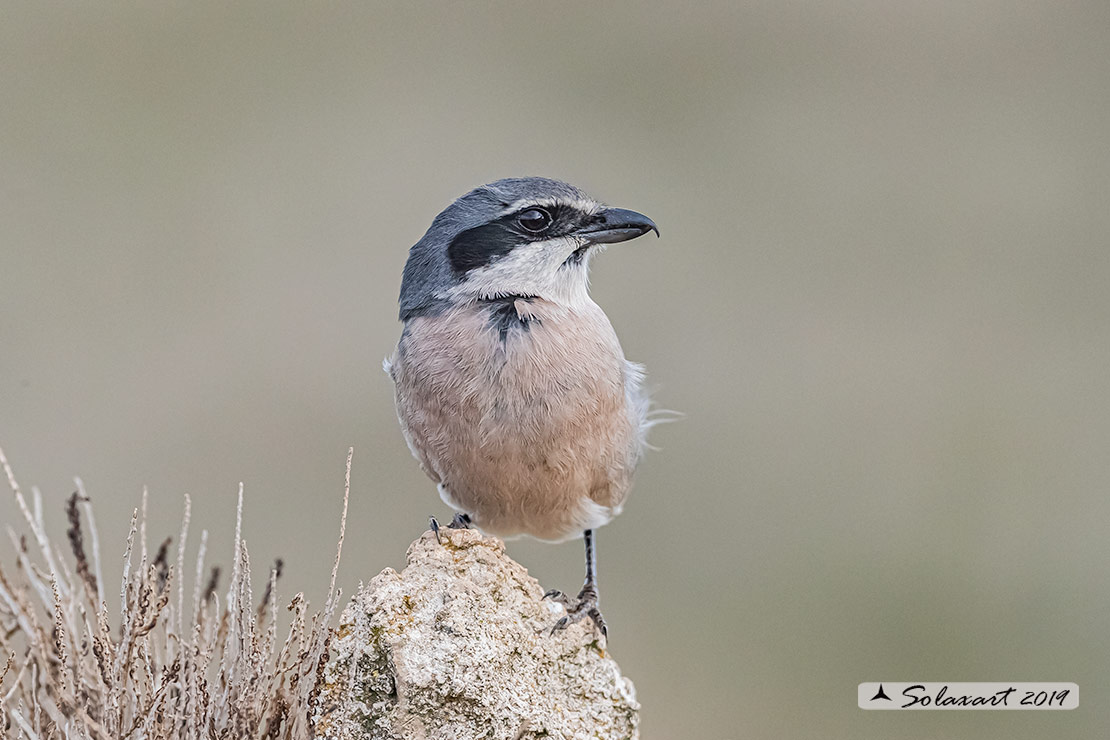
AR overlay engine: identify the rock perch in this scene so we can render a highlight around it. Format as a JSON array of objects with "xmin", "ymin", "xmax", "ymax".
[{"xmin": 313, "ymin": 528, "xmax": 640, "ymax": 740}]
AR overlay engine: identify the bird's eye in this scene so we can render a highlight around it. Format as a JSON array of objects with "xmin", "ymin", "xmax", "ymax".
[{"xmin": 517, "ymin": 208, "xmax": 552, "ymax": 233}]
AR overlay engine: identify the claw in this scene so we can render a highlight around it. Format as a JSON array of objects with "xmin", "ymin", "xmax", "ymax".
[
  {"xmin": 432, "ymin": 513, "xmax": 471, "ymax": 544},
  {"xmin": 546, "ymin": 585, "xmax": 606, "ymax": 639},
  {"xmin": 588, "ymin": 608, "xmax": 608, "ymax": 639},
  {"xmin": 543, "ymin": 589, "xmax": 570, "ymax": 608},
  {"xmin": 549, "ymin": 616, "xmax": 570, "ymax": 635}
]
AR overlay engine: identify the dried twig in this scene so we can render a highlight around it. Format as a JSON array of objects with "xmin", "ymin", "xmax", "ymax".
[{"xmin": 0, "ymin": 445, "xmax": 352, "ymax": 740}]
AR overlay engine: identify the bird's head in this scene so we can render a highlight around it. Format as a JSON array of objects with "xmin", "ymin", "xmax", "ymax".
[{"xmin": 399, "ymin": 177, "xmax": 658, "ymax": 319}]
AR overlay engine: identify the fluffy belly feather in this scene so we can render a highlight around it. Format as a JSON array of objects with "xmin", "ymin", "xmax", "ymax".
[{"xmin": 389, "ymin": 298, "xmax": 645, "ymax": 541}]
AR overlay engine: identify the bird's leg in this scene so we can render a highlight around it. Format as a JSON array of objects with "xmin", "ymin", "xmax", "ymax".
[
  {"xmin": 429, "ymin": 513, "xmax": 471, "ymax": 544},
  {"xmin": 545, "ymin": 529, "xmax": 607, "ymax": 639}
]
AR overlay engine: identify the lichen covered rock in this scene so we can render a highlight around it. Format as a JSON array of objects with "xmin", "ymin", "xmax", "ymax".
[{"xmin": 313, "ymin": 528, "xmax": 639, "ymax": 740}]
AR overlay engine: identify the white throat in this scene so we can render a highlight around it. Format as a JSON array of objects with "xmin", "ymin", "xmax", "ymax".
[{"xmin": 445, "ymin": 236, "xmax": 596, "ymax": 310}]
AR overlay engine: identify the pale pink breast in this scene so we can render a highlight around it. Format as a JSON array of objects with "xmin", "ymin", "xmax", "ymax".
[{"xmin": 390, "ymin": 299, "xmax": 642, "ymax": 541}]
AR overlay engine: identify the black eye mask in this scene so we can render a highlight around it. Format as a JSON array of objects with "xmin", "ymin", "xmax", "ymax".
[{"xmin": 446, "ymin": 204, "xmax": 593, "ymax": 275}]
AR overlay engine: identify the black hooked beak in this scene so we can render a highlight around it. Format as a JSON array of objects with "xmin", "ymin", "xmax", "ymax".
[{"xmin": 574, "ymin": 207, "xmax": 660, "ymax": 245}]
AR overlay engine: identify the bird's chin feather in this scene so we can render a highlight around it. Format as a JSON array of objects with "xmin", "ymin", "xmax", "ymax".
[{"xmin": 446, "ymin": 236, "xmax": 595, "ymax": 310}]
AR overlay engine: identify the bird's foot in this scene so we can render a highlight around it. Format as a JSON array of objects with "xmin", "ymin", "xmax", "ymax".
[
  {"xmin": 544, "ymin": 584, "xmax": 607, "ymax": 639},
  {"xmin": 429, "ymin": 513, "xmax": 471, "ymax": 544}
]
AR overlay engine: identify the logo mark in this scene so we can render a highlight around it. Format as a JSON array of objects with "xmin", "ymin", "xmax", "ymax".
[{"xmin": 870, "ymin": 684, "xmax": 891, "ymax": 702}]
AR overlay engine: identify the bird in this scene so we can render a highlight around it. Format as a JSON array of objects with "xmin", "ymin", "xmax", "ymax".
[{"xmin": 386, "ymin": 177, "xmax": 658, "ymax": 637}]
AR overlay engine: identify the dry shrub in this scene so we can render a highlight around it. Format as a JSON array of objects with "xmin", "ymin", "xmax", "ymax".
[{"xmin": 0, "ymin": 447, "xmax": 352, "ymax": 740}]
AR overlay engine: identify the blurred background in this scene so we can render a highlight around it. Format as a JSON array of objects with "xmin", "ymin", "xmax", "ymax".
[{"xmin": 2, "ymin": 1, "xmax": 1108, "ymax": 737}]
